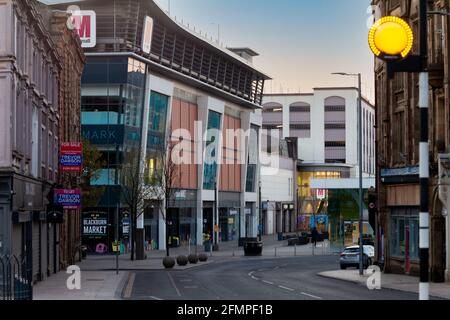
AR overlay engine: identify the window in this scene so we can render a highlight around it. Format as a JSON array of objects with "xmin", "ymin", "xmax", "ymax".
[
  {"xmin": 246, "ymin": 125, "xmax": 259, "ymax": 192},
  {"xmin": 31, "ymin": 105, "xmax": 39, "ymax": 177},
  {"xmin": 390, "ymin": 208, "xmax": 419, "ymax": 260},
  {"xmin": 147, "ymin": 91, "xmax": 169, "ymax": 148},
  {"xmin": 203, "ymin": 111, "xmax": 221, "ymax": 190}
]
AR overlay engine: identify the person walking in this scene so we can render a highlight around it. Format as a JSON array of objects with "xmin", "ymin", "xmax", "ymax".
[{"xmin": 312, "ymin": 227, "xmax": 318, "ymax": 247}]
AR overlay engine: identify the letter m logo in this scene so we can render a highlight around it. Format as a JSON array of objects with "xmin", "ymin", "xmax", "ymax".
[{"xmin": 70, "ymin": 11, "xmax": 96, "ymax": 48}]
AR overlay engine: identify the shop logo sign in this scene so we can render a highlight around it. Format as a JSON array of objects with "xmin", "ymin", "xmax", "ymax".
[{"xmin": 66, "ymin": 5, "xmax": 97, "ymax": 48}]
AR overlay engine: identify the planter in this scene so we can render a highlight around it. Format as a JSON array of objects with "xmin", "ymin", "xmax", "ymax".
[
  {"xmin": 198, "ymin": 254, "xmax": 208, "ymax": 262},
  {"xmin": 204, "ymin": 241, "xmax": 211, "ymax": 252},
  {"xmin": 188, "ymin": 254, "xmax": 199, "ymax": 264},
  {"xmin": 176, "ymin": 255, "xmax": 188, "ymax": 266},
  {"xmin": 162, "ymin": 256, "xmax": 175, "ymax": 269}
]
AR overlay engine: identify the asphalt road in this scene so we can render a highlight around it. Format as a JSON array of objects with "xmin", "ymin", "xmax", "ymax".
[{"xmin": 128, "ymin": 255, "xmax": 428, "ymax": 300}]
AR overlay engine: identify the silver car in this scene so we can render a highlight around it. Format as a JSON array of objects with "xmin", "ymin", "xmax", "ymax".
[{"xmin": 339, "ymin": 245, "xmax": 375, "ymax": 270}]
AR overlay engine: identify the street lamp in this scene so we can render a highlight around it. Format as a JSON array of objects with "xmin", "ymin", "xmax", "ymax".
[{"xmin": 331, "ymin": 72, "xmax": 364, "ymax": 276}]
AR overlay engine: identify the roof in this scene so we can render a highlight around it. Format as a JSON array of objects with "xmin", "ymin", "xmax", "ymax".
[{"xmin": 227, "ymin": 47, "xmax": 260, "ymax": 57}]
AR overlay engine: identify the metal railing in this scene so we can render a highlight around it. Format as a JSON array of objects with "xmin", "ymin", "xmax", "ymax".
[{"xmin": 0, "ymin": 255, "xmax": 32, "ymax": 300}]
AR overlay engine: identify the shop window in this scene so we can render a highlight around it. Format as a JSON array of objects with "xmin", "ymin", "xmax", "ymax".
[{"xmin": 389, "ymin": 208, "xmax": 419, "ymax": 260}]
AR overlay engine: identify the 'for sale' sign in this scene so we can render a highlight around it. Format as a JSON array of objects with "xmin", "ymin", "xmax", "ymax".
[{"xmin": 60, "ymin": 142, "xmax": 83, "ymax": 172}]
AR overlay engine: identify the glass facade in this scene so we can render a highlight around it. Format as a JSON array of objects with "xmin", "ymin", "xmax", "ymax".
[
  {"xmin": 145, "ymin": 91, "xmax": 169, "ymax": 185},
  {"xmin": 203, "ymin": 111, "xmax": 221, "ymax": 190},
  {"xmin": 246, "ymin": 125, "xmax": 259, "ymax": 192},
  {"xmin": 81, "ymin": 56, "xmax": 146, "ymax": 188},
  {"xmin": 80, "ymin": 56, "xmax": 147, "ymax": 253}
]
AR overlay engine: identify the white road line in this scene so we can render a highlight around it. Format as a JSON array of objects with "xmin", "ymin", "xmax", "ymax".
[
  {"xmin": 122, "ymin": 273, "xmax": 135, "ymax": 299},
  {"xmin": 167, "ymin": 273, "xmax": 182, "ymax": 297},
  {"xmin": 278, "ymin": 285, "xmax": 295, "ymax": 292},
  {"xmin": 301, "ymin": 292, "xmax": 322, "ymax": 300},
  {"xmin": 262, "ymin": 280, "xmax": 274, "ymax": 285},
  {"xmin": 251, "ymin": 276, "xmax": 260, "ymax": 280},
  {"xmin": 248, "ymin": 271, "xmax": 255, "ymax": 276},
  {"xmin": 149, "ymin": 296, "xmax": 163, "ymax": 300}
]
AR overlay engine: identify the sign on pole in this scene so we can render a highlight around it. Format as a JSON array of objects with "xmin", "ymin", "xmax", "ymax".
[
  {"xmin": 60, "ymin": 142, "xmax": 83, "ymax": 172},
  {"xmin": 54, "ymin": 189, "xmax": 81, "ymax": 209}
]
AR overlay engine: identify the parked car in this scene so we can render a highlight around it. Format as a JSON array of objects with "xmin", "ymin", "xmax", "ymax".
[{"xmin": 339, "ymin": 245, "xmax": 374, "ymax": 270}]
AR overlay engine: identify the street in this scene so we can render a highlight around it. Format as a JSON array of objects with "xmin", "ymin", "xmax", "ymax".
[{"xmin": 128, "ymin": 256, "xmax": 429, "ymax": 300}]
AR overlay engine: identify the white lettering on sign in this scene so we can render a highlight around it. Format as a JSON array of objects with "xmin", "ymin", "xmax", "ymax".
[{"xmin": 67, "ymin": 7, "xmax": 97, "ymax": 48}]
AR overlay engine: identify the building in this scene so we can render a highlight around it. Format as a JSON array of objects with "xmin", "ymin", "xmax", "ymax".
[
  {"xmin": 260, "ymin": 136, "xmax": 298, "ymax": 235},
  {"xmin": 40, "ymin": 5, "xmax": 86, "ymax": 269},
  {"xmin": 0, "ymin": 0, "xmax": 63, "ymax": 282},
  {"xmin": 373, "ymin": 0, "xmax": 449, "ymax": 282},
  {"xmin": 262, "ymin": 88, "xmax": 376, "ymax": 250},
  {"xmin": 51, "ymin": 0, "xmax": 270, "ymax": 254}
]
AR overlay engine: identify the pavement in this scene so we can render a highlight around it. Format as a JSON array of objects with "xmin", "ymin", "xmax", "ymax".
[{"xmin": 318, "ymin": 269, "xmax": 450, "ymax": 300}]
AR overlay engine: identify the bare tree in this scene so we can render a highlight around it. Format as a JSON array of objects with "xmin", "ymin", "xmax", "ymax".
[
  {"xmin": 147, "ymin": 132, "xmax": 181, "ymax": 257},
  {"xmin": 120, "ymin": 147, "xmax": 151, "ymax": 261}
]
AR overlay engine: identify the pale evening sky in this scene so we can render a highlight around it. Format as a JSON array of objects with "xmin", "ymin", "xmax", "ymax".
[{"xmin": 155, "ymin": 0, "xmax": 375, "ymax": 102}]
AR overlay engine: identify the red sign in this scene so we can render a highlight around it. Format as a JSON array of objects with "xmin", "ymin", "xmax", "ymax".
[
  {"xmin": 70, "ymin": 11, "xmax": 96, "ymax": 48},
  {"xmin": 60, "ymin": 142, "xmax": 83, "ymax": 172}
]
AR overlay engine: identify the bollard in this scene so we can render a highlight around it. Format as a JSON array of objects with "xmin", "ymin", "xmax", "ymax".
[
  {"xmin": 294, "ymin": 244, "xmax": 297, "ymax": 256},
  {"xmin": 275, "ymin": 247, "xmax": 277, "ymax": 257}
]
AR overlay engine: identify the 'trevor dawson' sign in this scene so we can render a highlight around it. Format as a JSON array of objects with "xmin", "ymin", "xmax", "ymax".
[{"xmin": 69, "ymin": 10, "xmax": 97, "ymax": 48}]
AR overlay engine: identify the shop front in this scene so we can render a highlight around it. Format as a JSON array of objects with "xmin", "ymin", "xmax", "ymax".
[{"xmin": 218, "ymin": 193, "xmax": 240, "ymax": 242}]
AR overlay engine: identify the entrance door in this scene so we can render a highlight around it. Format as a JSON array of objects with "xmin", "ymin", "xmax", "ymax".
[{"xmin": 203, "ymin": 207, "xmax": 213, "ymax": 238}]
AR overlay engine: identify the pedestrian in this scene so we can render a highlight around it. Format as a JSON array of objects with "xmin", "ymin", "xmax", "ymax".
[{"xmin": 312, "ymin": 227, "xmax": 318, "ymax": 247}]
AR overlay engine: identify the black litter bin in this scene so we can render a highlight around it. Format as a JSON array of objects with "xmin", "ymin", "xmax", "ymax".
[
  {"xmin": 244, "ymin": 241, "xmax": 263, "ymax": 256},
  {"xmin": 277, "ymin": 232, "xmax": 283, "ymax": 241}
]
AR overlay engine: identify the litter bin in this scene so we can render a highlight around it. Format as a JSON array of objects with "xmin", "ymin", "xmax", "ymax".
[
  {"xmin": 277, "ymin": 232, "xmax": 283, "ymax": 241},
  {"xmin": 244, "ymin": 241, "xmax": 263, "ymax": 256}
]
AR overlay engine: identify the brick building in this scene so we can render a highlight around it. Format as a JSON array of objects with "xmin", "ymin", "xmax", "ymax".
[{"xmin": 373, "ymin": 0, "xmax": 449, "ymax": 282}]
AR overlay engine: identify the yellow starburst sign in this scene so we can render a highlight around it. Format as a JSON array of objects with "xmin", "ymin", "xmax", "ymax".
[{"xmin": 368, "ymin": 16, "xmax": 414, "ymax": 60}]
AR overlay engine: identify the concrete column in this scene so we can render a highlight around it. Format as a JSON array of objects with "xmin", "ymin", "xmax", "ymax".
[
  {"xmin": 196, "ymin": 205, "xmax": 203, "ymax": 246},
  {"xmin": 158, "ymin": 207, "xmax": 166, "ymax": 251},
  {"xmin": 446, "ymin": 215, "xmax": 450, "ymax": 281}
]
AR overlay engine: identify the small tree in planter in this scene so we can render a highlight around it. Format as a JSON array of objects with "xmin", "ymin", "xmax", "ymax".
[
  {"xmin": 188, "ymin": 254, "xmax": 199, "ymax": 264},
  {"xmin": 176, "ymin": 255, "xmax": 188, "ymax": 266},
  {"xmin": 163, "ymin": 256, "xmax": 175, "ymax": 269}
]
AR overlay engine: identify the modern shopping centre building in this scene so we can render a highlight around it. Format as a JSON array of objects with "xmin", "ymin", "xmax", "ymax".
[{"xmin": 51, "ymin": 0, "xmax": 270, "ymax": 252}]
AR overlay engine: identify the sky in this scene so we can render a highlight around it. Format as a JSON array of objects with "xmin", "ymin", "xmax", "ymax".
[
  {"xmin": 155, "ymin": 0, "xmax": 375, "ymax": 102},
  {"xmin": 42, "ymin": 0, "xmax": 375, "ymax": 102}
]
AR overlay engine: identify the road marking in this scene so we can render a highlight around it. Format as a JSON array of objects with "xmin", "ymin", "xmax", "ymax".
[
  {"xmin": 149, "ymin": 296, "xmax": 163, "ymax": 300},
  {"xmin": 262, "ymin": 280, "xmax": 274, "ymax": 285},
  {"xmin": 167, "ymin": 273, "xmax": 182, "ymax": 297},
  {"xmin": 184, "ymin": 285, "xmax": 199, "ymax": 289},
  {"xmin": 180, "ymin": 279, "xmax": 192, "ymax": 282},
  {"xmin": 278, "ymin": 285, "xmax": 295, "ymax": 292},
  {"xmin": 300, "ymin": 292, "xmax": 322, "ymax": 300},
  {"xmin": 251, "ymin": 276, "xmax": 260, "ymax": 280},
  {"xmin": 122, "ymin": 273, "xmax": 135, "ymax": 299},
  {"xmin": 248, "ymin": 271, "xmax": 255, "ymax": 276}
]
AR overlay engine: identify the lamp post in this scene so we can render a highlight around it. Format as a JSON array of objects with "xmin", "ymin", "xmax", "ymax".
[{"xmin": 331, "ymin": 72, "xmax": 364, "ymax": 276}]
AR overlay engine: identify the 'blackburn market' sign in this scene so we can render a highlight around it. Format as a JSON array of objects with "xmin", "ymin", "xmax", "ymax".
[
  {"xmin": 54, "ymin": 189, "xmax": 81, "ymax": 209},
  {"xmin": 83, "ymin": 212, "xmax": 108, "ymax": 238}
]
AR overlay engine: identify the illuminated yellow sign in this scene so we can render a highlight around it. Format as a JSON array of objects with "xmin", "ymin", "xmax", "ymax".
[{"xmin": 368, "ymin": 16, "xmax": 414, "ymax": 60}]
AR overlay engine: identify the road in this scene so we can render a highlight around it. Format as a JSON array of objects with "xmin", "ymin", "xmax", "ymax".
[{"xmin": 128, "ymin": 255, "xmax": 430, "ymax": 300}]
